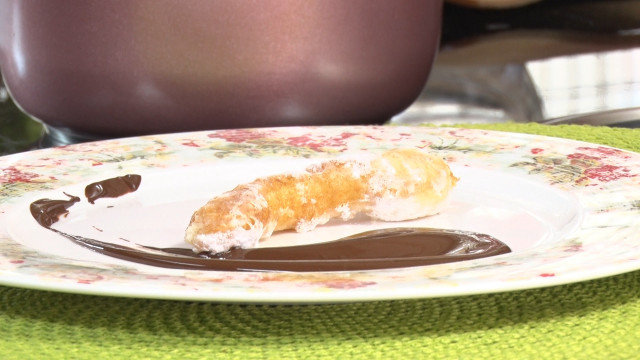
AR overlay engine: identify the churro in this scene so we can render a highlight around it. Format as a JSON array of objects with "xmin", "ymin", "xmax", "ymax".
[{"xmin": 185, "ymin": 148, "xmax": 458, "ymax": 253}]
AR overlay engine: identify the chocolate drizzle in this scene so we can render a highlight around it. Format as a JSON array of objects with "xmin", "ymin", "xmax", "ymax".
[
  {"xmin": 42, "ymin": 227, "xmax": 510, "ymax": 272},
  {"xmin": 78, "ymin": 228, "xmax": 510, "ymax": 272},
  {"xmin": 29, "ymin": 193, "xmax": 81, "ymax": 228},
  {"xmin": 29, "ymin": 175, "xmax": 512, "ymax": 272},
  {"xmin": 85, "ymin": 174, "xmax": 141, "ymax": 204}
]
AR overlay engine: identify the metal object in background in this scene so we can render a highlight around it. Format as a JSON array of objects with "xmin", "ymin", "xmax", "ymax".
[
  {"xmin": 395, "ymin": 0, "xmax": 640, "ymax": 128},
  {"xmin": 528, "ymin": 48, "xmax": 640, "ymax": 123},
  {"xmin": 544, "ymin": 107, "xmax": 640, "ymax": 128},
  {"xmin": 441, "ymin": 0, "xmax": 640, "ymax": 44},
  {"xmin": 391, "ymin": 63, "xmax": 543, "ymax": 125},
  {"xmin": 394, "ymin": 47, "xmax": 640, "ymax": 128}
]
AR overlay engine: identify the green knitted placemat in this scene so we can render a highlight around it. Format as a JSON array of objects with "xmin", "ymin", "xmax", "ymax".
[{"xmin": 1, "ymin": 123, "xmax": 639, "ymax": 359}]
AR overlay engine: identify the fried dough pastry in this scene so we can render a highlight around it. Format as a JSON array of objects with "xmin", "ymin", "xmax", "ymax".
[{"xmin": 185, "ymin": 148, "xmax": 458, "ymax": 253}]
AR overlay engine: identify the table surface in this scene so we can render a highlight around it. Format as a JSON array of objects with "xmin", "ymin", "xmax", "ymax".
[{"xmin": 1, "ymin": 123, "xmax": 639, "ymax": 359}]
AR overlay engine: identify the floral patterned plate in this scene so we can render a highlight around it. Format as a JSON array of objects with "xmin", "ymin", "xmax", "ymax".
[{"xmin": 1, "ymin": 126, "xmax": 639, "ymax": 303}]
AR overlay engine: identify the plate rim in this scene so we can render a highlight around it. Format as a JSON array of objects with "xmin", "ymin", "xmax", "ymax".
[{"xmin": 1, "ymin": 125, "xmax": 639, "ymax": 303}]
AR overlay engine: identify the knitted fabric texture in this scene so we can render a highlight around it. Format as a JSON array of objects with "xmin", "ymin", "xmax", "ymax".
[{"xmin": 1, "ymin": 124, "xmax": 639, "ymax": 359}]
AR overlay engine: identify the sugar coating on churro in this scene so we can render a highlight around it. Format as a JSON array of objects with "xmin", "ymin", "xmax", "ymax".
[{"xmin": 185, "ymin": 148, "xmax": 458, "ymax": 253}]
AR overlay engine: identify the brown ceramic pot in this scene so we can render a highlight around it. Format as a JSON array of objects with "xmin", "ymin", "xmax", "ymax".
[{"xmin": 0, "ymin": 0, "xmax": 442, "ymax": 136}]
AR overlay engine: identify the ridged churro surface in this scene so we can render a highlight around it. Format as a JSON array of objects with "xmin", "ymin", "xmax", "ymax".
[{"xmin": 185, "ymin": 148, "xmax": 458, "ymax": 253}]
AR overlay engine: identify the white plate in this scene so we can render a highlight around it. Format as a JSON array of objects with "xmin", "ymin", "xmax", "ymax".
[{"xmin": 0, "ymin": 126, "xmax": 639, "ymax": 303}]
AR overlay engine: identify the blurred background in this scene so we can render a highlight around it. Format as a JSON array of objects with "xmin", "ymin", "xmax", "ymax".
[
  {"xmin": 392, "ymin": 0, "xmax": 640, "ymax": 127},
  {"xmin": 2, "ymin": 0, "xmax": 640, "ymax": 155}
]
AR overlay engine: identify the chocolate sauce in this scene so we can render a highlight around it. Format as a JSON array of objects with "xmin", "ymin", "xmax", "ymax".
[
  {"xmin": 131, "ymin": 228, "xmax": 510, "ymax": 271},
  {"xmin": 48, "ymin": 228, "xmax": 510, "ymax": 272},
  {"xmin": 34, "ymin": 203, "xmax": 511, "ymax": 271},
  {"xmin": 85, "ymin": 174, "xmax": 142, "ymax": 204},
  {"xmin": 30, "ymin": 176, "xmax": 511, "ymax": 272},
  {"xmin": 29, "ymin": 193, "xmax": 80, "ymax": 228}
]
